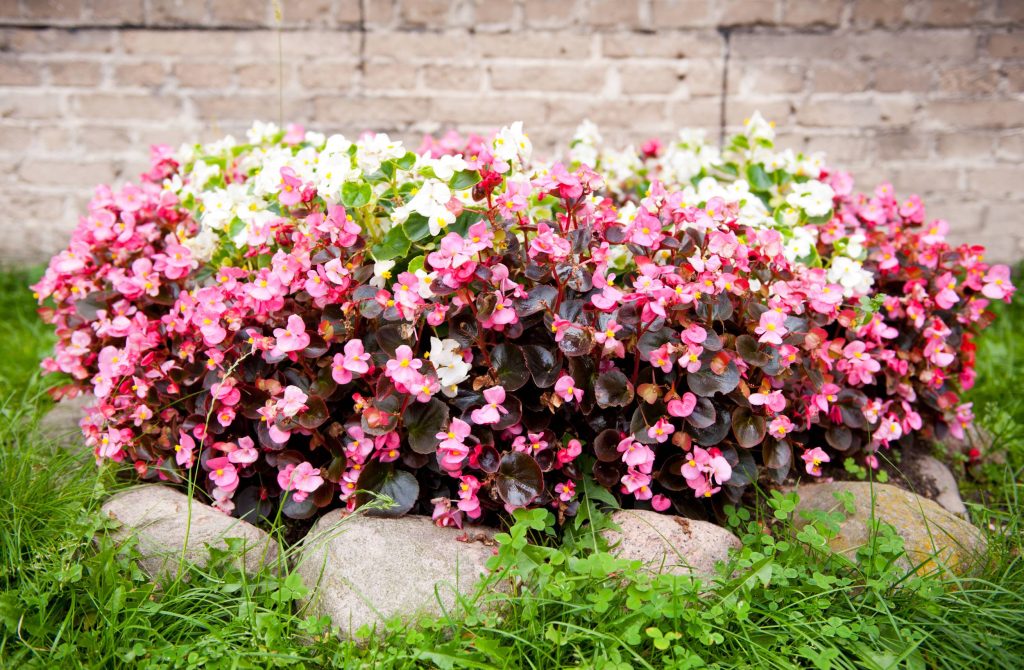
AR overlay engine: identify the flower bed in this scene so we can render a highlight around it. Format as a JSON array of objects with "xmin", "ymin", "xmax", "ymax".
[{"xmin": 33, "ymin": 115, "xmax": 1015, "ymax": 528}]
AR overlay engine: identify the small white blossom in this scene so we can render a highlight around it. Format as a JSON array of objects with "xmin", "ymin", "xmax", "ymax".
[
  {"xmin": 786, "ymin": 180, "xmax": 835, "ymax": 218},
  {"xmin": 492, "ymin": 121, "xmax": 532, "ymax": 167}
]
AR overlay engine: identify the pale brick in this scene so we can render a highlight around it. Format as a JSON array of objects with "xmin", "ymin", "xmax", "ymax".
[
  {"xmin": 21, "ymin": 0, "xmax": 83, "ymax": 21},
  {"xmin": 649, "ymin": 0, "xmax": 713, "ymax": 28},
  {"xmin": 0, "ymin": 60, "xmax": 42, "ymax": 86},
  {"xmin": 810, "ymin": 63, "xmax": 870, "ymax": 93},
  {"xmin": 173, "ymin": 62, "xmax": 235, "ymax": 88},
  {"xmin": 75, "ymin": 125, "xmax": 135, "ymax": 152},
  {"xmin": 730, "ymin": 61, "xmax": 804, "ymax": 95},
  {"xmin": 473, "ymin": 0, "xmax": 516, "ymax": 26},
  {"xmin": 208, "ymin": 0, "xmax": 270, "ymax": 26},
  {"xmin": 5, "ymin": 28, "xmax": 115, "ymax": 53},
  {"xmin": 936, "ymin": 132, "xmax": 996, "ymax": 159},
  {"xmin": 114, "ymin": 62, "xmax": 166, "ymax": 87},
  {"xmin": 917, "ymin": 0, "xmax": 986, "ymax": 27},
  {"xmin": 362, "ymin": 61, "xmax": 418, "ymax": 90},
  {"xmin": 313, "ymin": 95, "xmax": 435, "ymax": 127},
  {"xmin": 236, "ymin": 63, "xmax": 290, "ymax": 89},
  {"xmin": 926, "ymin": 99, "xmax": 1024, "ymax": 129},
  {"xmin": 683, "ymin": 58, "xmax": 724, "ymax": 97},
  {"xmin": 550, "ymin": 97, "xmax": 669, "ymax": 127},
  {"xmin": 797, "ymin": 100, "xmax": 882, "ymax": 127},
  {"xmin": 194, "ymin": 94, "xmax": 310, "ymax": 121},
  {"xmin": 72, "ymin": 93, "xmax": 182, "ymax": 119},
  {"xmin": 366, "ymin": 31, "xmax": 480, "ymax": 60},
  {"xmin": 87, "ymin": 0, "xmax": 145, "ymax": 24},
  {"xmin": 602, "ymin": 32, "xmax": 723, "ymax": 59},
  {"xmin": 875, "ymin": 131, "xmax": 931, "ymax": 160},
  {"xmin": 0, "ymin": 93, "xmax": 62, "ymax": 119},
  {"xmin": 797, "ymin": 133, "xmax": 873, "ymax": 164},
  {"xmin": 938, "ymin": 65, "xmax": 1001, "ymax": 96},
  {"xmin": 717, "ymin": 0, "xmax": 778, "ymax": 26},
  {"xmin": 995, "ymin": 0, "xmax": 1024, "ymax": 23},
  {"xmin": 0, "ymin": 124, "xmax": 33, "ymax": 152},
  {"xmin": 994, "ymin": 132, "xmax": 1024, "ymax": 161},
  {"xmin": 491, "ymin": 64, "xmax": 606, "ymax": 93},
  {"xmin": 399, "ymin": 0, "xmax": 457, "ymax": 27},
  {"xmin": 18, "ymin": 159, "xmax": 115, "ymax": 187},
  {"xmin": 988, "ymin": 32, "xmax": 1024, "ymax": 59},
  {"xmin": 875, "ymin": 66, "xmax": 932, "ymax": 93},
  {"xmin": 49, "ymin": 61, "xmax": 103, "ymax": 87},
  {"xmin": 523, "ymin": 0, "xmax": 577, "ymax": 27},
  {"xmin": 298, "ymin": 61, "xmax": 359, "ymax": 89},
  {"xmin": 893, "ymin": 166, "xmax": 961, "ymax": 194},
  {"xmin": 364, "ymin": 0, "xmax": 394, "ymax": 27},
  {"xmin": 588, "ymin": 0, "xmax": 642, "ymax": 28},
  {"xmin": 726, "ymin": 99, "xmax": 792, "ymax": 128},
  {"xmin": 422, "ymin": 64, "xmax": 482, "ymax": 91},
  {"xmin": 781, "ymin": 0, "xmax": 844, "ymax": 27},
  {"xmin": 851, "ymin": 0, "xmax": 908, "ymax": 27},
  {"xmin": 479, "ymin": 32, "xmax": 593, "ymax": 59},
  {"xmin": 857, "ymin": 30, "xmax": 977, "ymax": 61},
  {"xmin": 667, "ymin": 97, "xmax": 724, "ymax": 127},
  {"xmin": 433, "ymin": 96, "xmax": 546, "ymax": 126},
  {"xmin": 147, "ymin": 0, "xmax": 207, "ymax": 25},
  {"xmin": 617, "ymin": 63, "xmax": 684, "ymax": 95},
  {"xmin": 280, "ymin": 0, "xmax": 346, "ymax": 26},
  {"xmin": 732, "ymin": 32, "xmax": 852, "ymax": 60},
  {"xmin": 121, "ymin": 30, "xmax": 237, "ymax": 56},
  {"xmin": 967, "ymin": 167, "xmax": 1024, "ymax": 197}
]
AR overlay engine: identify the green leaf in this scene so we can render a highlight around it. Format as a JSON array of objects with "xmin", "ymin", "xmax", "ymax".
[
  {"xmin": 407, "ymin": 254, "xmax": 426, "ymax": 274},
  {"xmin": 746, "ymin": 163, "xmax": 773, "ymax": 192},
  {"xmin": 370, "ymin": 225, "xmax": 411, "ymax": 261},
  {"xmin": 450, "ymin": 169, "xmax": 481, "ymax": 191},
  {"xmin": 395, "ymin": 151, "xmax": 417, "ymax": 170},
  {"xmin": 403, "ymin": 213, "xmax": 431, "ymax": 242},
  {"xmin": 341, "ymin": 181, "xmax": 372, "ymax": 208}
]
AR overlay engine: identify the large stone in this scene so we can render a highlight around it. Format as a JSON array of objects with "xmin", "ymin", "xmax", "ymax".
[
  {"xmin": 601, "ymin": 509, "xmax": 741, "ymax": 577},
  {"xmin": 790, "ymin": 481, "xmax": 986, "ymax": 575},
  {"xmin": 294, "ymin": 512, "xmax": 500, "ymax": 638},
  {"xmin": 38, "ymin": 394, "xmax": 91, "ymax": 450},
  {"xmin": 101, "ymin": 485, "xmax": 278, "ymax": 579},
  {"xmin": 911, "ymin": 454, "xmax": 968, "ymax": 517}
]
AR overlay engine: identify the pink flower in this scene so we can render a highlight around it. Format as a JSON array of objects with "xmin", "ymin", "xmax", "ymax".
[
  {"xmin": 174, "ymin": 432, "xmax": 196, "ymax": 468},
  {"xmin": 667, "ymin": 392, "xmax": 697, "ymax": 418},
  {"xmin": 801, "ymin": 447, "xmax": 830, "ymax": 477},
  {"xmin": 768, "ymin": 415, "xmax": 794, "ymax": 439},
  {"xmin": 874, "ymin": 415, "xmax": 903, "ymax": 444},
  {"xmin": 277, "ymin": 166, "xmax": 304, "ymax": 207},
  {"xmin": 207, "ymin": 456, "xmax": 239, "ymax": 492},
  {"xmin": 272, "ymin": 314, "xmax": 310, "ymax": 355},
  {"xmin": 513, "ymin": 432, "xmax": 549, "ymax": 454},
  {"xmin": 332, "ymin": 338, "xmax": 371, "ymax": 384},
  {"xmin": 755, "ymin": 309, "xmax": 788, "ymax": 345},
  {"xmin": 617, "ymin": 436, "xmax": 655, "ymax": 471},
  {"xmin": 470, "ymin": 386, "xmax": 508, "ymax": 425},
  {"xmin": 981, "ymin": 264, "xmax": 1014, "ymax": 301},
  {"xmin": 277, "ymin": 462, "xmax": 324, "ymax": 502},
  {"xmin": 554, "ymin": 375, "xmax": 583, "ymax": 403},
  {"xmin": 276, "ymin": 385, "xmax": 308, "ymax": 418},
  {"xmin": 556, "ymin": 438, "xmax": 583, "ymax": 467},
  {"xmin": 646, "ymin": 417, "xmax": 675, "ymax": 443},
  {"xmin": 385, "ymin": 345, "xmax": 423, "ymax": 389},
  {"xmin": 228, "ymin": 436, "xmax": 259, "ymax": 465},
  {"xmin": 749, "ymin": 390, "xmax": 786, "ymax": 414},
  {"xmin": 648, "ymin": 343, "xmax": 674, "ymax": 373},
  {"xmin": 554, "ymin": 481, "xmax": 576, "ymax": 502},
  {"xmin": 651, "ymin": 494, "xmax": 672, "ymax": 512}
]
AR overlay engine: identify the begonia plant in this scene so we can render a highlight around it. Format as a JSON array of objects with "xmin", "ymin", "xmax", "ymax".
[{"xmin": 33, "ymin": 114, "xmax": 1015, "ymax": 528}]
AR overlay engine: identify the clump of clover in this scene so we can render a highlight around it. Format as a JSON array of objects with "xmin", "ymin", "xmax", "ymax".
[{"xmin": 33, "ymin": 114, "xmax": 1015, "ymax": 528}]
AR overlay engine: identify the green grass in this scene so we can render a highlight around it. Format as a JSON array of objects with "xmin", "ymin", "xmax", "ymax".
[{"xmin": 1, "ymin": 268, "xmax": 1022, "ymax": 669}]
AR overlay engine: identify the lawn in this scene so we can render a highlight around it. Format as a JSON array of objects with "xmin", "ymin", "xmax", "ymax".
[{"xmin": 1, "ymin": 266, "xmax": 1022, "ymax": 669}]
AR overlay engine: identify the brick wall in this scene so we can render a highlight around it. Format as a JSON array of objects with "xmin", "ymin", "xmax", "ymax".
[{"xmin": 1, "ymin": 0, "xmax": 1022, "ymax": 265}]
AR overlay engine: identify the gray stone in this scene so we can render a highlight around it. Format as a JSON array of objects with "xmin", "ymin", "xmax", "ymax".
[
  {"xmin": 790, "ymin": 481, "xmax": 986, "ymax": 576},
  {"xmin": 601, "ymin": 509, "xmax": 741, "ymax": 577},
  {"xmin": 294, "ymin": 512, "xmax": 499, "ymax": 638},
  {"xmin": 101, "ymin": 484, "xmax": 278, "ymax": 579},
  {"xmin": 912, "ymin": 454, "xmax": 968, "ymax": 517},
  {"xmin": 39, "ymin": 394, "xmax": 90, "ymax": 450}
]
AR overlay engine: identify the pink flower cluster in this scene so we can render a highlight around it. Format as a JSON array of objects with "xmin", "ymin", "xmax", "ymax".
[{"xmin": 33, "ymin": 121, "xmax": 1015, "ymax": 529}]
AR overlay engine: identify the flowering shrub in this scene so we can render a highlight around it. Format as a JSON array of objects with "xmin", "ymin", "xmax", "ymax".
[{"xmin": 34, "ymin": 114, "xmax": 1015, "ymax": 528}]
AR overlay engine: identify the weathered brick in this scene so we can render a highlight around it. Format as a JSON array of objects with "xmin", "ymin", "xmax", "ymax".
[
  {"xmin": 726, "ymin": 99, "xmax": 792, "ymax": 128},
  {"xmin": 298, "ymin": 61, "xmax": 359, "ymax": 89},
  {"xmin": 732, "ymin": 32, "xmax": 852, "ymax": 60},
  {"xmin": 916, "ymin": 0, "xmax": 986, "ymax": 27},
  {"xmin": 173, "ymin": 62, "xmax": 234, "ymax": 88},
  {"xmin": 313, "ymin": 95, "xmax": 434, "ymax": 127},
  {"xmin": 602, "ymin": 32, "xmax": 723, "ymax": 59},
  {"xmin": 717, "ymin": 0, "xmax": 777, "ymax": 26},
  {"xmin": 936, "ymin": 132, "xmax": 996, "ymax": 158},
  {"xmin": 587, "ymin": 0, "xmax": 642, "ymax": 28},
  {"xmin": 87, "ymin": 0, "xmax": 145, "ymax": 24},
  {"xmin": 874, "ymin": 66, "xmax": 933, "ymax": 93},
  {"xmin": 926, "ymin": 99, "xmax": 1024, "ymax": 128},
  {"xmin": 781, "ymin": 0, "xmax": 844, "ymax": 27},
  {"xmin": 146, "ymin": 0, "xmax": 208, "ymax": 25},
  {"xmin": 967, "ymin": 166, "xmax": 1024, "ymax": 197},
  {"xmin": 851, "ymin": 0, "xmax": 908, "ymax": 27},
  {"xmin": 366, "ymin": 31, "xmax": 480, "ymax": 60},
  {"xmin": 0, "ymin": 60, "xmax": 42, "ymax": 86},
  {"xmin": 194, "ymin": 94, "xmax": 310, "ymax": 121},
  {"xmin": 649, "ymin": 0, "xmax": 713, "ymax": 28},
  {"xmin": 18, "ymin": 159, "xmax": 115, "ymax": 187},
  {"xmin": 422, "ymin": 64, "xmax": 482, "ymax": 91},
  {"xmin": 362, "ymin": 61, "xmax": 418, "ymax": 90},
  {"xmin": 472, "ymin": 0, "xmax": 516, "ymax": 27},
  {"xmin": 49, "ymin": 61, "xmax": 103, "ymax": 87},
  {"xmin": 617, "ymin": 63, "xmax": 685, "ymax": 95},
  {"xmin": 0, "ymin": 92, "xmax": 63, "ymax": 118},
  {"xmin": 988, "ymin": 32, "xmax": 1024, "ymax": 59},
  {"xmin": 893, "ymin": 166, "xmax": 962, "ymax": 194},
  {"xmin": 72, "ymin": 93, "xmax": 182, "ymax": 119},
  {"xmin": 20, "ymin": 0, "xmax": 84, "ymax": 21},
  {"xmin": 434, "ymin": 96, "xmax": 546, "ymax": 126},
  {"xmin": 208, "ymin": 0, "xmax": 270, "ymax": 26},
  {"xmin": 938, "ymin": 65, "xmax": 1001, "ymax": 95},
  {"xmin": 479, "ymin": 32, "xmax": 593, "ymax": 59},
  {"xmin": 0, "ymin": 124, "xmax": 33, "ymax": 152},
  {"xmin": 121, "ymin": 30, "xmax": 237, "ymax": 56},
  {"xmin": 523, "ymin": 0, "xmax": 578, "ymax": 27},
  {"xmin": 399, "ymin": 0, "xmax": 458, "ymax": 27},
  {"xmin": 796, "ymin": 100, "xmax": 883, "ymax": 127},
  {"xmin": 114, "ymin": 62, "xmax": 166, "ymax": 87},
  {"xmin": 810, "ymin": 63, "xmax": 870, "ymax": 93},
  {"xmin": 730, "ymin": 61, "xmax": 804, "ymax": 95},
  {"xmin": 491, "ymin": 63, "xmax": 606, "ymax": 93},
  {"xmin": 5, "ymin": 28, "xmax": 115, "ymax": 53},
  {"xmin": 875, "ymin": 130, "xmax": 932, "ymax": 160}
]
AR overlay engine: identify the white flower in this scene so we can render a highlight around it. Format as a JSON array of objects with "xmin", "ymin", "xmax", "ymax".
[
  {"xmin": 408, "ymin": 179, "xmax": 455, "ymax": 235},
  {"xmin": 783, "ymin": 226, "xmax": 818, "ymax": 264},
  {"xmin": 181, "ymin": 228, "xmax": 218, "ymax": 263},
  {"xmin": 246, "ymin": 121, "xmax": 280, "ymax": 144},
  {"xmin": 189, "ymin": 160, "xmax": 221, "ymax": 190},
  {"xmin": 827, "ymin": 257, "xmax": 874, "ymax": 297},
  {"xmin": 845, "ymin": 233, "xmax": 866, "ymax": 260},
  {"xmin": 569, "ymin": 119, "xmax": 602, "ymax": 166},
  {"xmin": 304, "ymin": 130, "xmax": 326, "ymax": 148},
  {"xmin": 744, "ymin": 111, "xmax": 775, "ymax": 143},
  {"xmin": 356, "ymin": 133, "xmax": 404, "ymax": 174},
  {"xmin": 786, "ymin": 180, "xmax": 835, "ymax": 218},
  {"xmin": 432, "ymin": 154, "xmax": 467, "ymax": 181},
  {"xmin": 315, "ymin": 153, "xmax": 360, "ymax": 202},
  {"xmin": 492, "ymin": 121, "xmax": 532, "ymax": 166},
  {"xmin": 430, "ymin": 337, "xmax": 471, "ymax": 396},
  {"xmin": 251, "ymin": 148, "xmax": 293, "ymax": 197},
  {"xmin": 200, "ymin": 188, "xmax": 235, "ymax": 230},
  {"xmin": 324, "ymin": 133, "xmax": 352, "ymax": 155},
  {"xmin": 370, "ymin": 260, "xmax": 396, "ymax": 289},
  {"xmin": 414, "ymin": 269, "xmax": 437, "ymax": 299}
]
